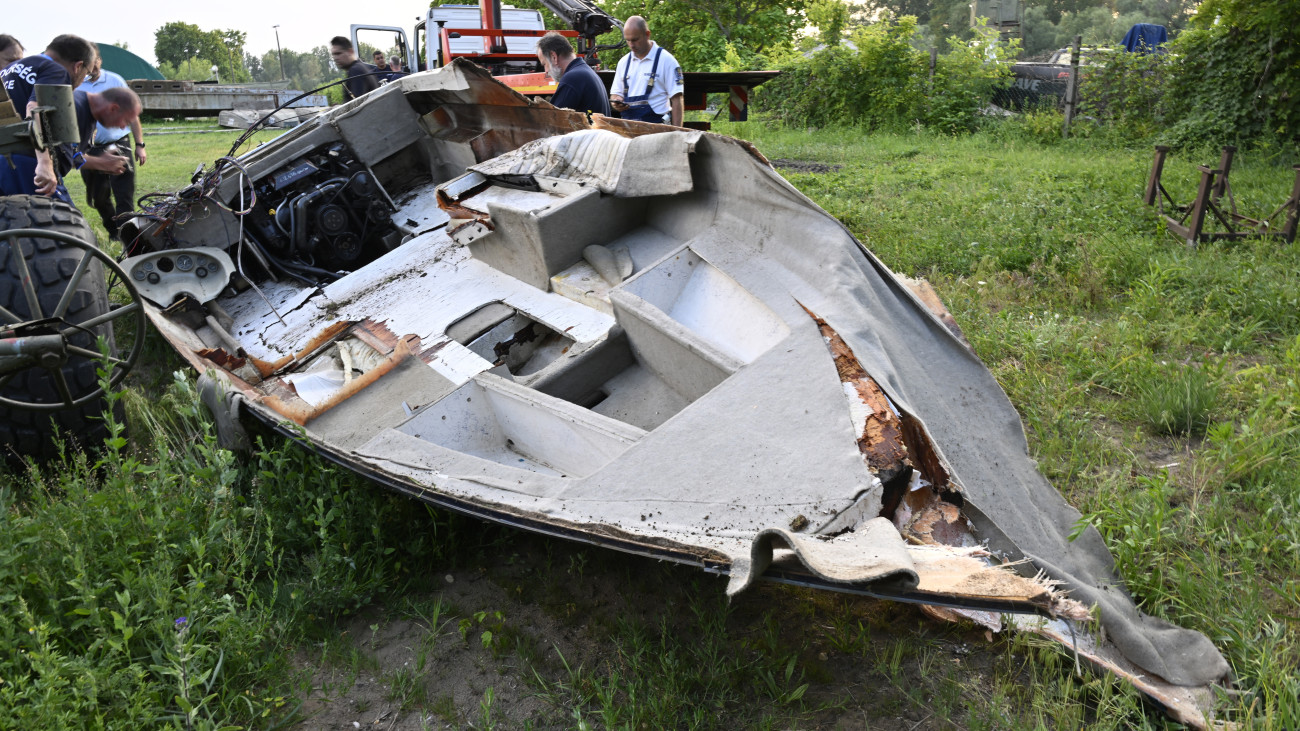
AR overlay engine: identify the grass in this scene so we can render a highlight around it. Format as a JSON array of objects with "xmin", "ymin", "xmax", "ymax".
[{"xmin": 2, "ymin": 118, "xmax": 1298, "ymax": 728}]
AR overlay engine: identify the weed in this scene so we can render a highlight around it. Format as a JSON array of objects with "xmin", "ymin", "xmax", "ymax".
[
  {"xmin": 458, "ymin": 610, "xmax": 509, "ymax": 657},
  {"xmin": 478, "ymin": 686, "xmax": 497, "ymax": 730},
  {"xmin": 1136, "ymin": 361, "xmax": 1220, "ymax": 435},
  {"xmin": 429, "ymin": 694, "xmax": 457, "ymax": 722},
  {"xmin": 1205, "ymin": 405, "xmax": 1299, "ymax": 489},
  {"xmin": 384, "ymin": 665, "xmax": 428, "ymax": 710},
  {"xmin": 756, "ymin": 655, "xmax": 809, "ymax": 706}
]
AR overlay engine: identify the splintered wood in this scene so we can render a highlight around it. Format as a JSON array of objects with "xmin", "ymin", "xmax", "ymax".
[
  {"xmin": 803, "ymin": 306, "xmax": 910, "ymax": 485},
  {"xmin": 909, "ymin": 546, "xmax": 1091, "ymax": 621},
  {"xmin": 803, "ymin": 305, "xmax": 1090, "ymax": 623}
]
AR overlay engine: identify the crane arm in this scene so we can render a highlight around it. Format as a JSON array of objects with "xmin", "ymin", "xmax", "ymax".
[{"xmin": 534, "ymin": 0, "xmax": 621, "ymax": 41}]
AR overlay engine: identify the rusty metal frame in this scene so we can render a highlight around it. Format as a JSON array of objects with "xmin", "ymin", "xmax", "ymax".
[{"xmin": 1144, "ymin": 144, "xmax": 1300, "ymax": 248}]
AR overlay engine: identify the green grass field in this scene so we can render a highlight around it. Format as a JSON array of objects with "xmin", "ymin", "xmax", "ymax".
[{"xmin": 1, "ymin": 118, "xmax": 1297, "ymax": 729}]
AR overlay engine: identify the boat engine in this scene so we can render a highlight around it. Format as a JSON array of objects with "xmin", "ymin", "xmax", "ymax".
[{"xmin": 244, "ymin": 143, "xmax": 397, "ymax": 272}]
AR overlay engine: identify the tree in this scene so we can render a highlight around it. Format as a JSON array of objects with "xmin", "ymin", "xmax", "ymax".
[
  {"xmin": 247, "ymin": 45, "xmax": 341, "ymax": 94},
  {"xmin": 154, "ymin": 22, "xmax": 250, "ymax": 82},
  {"xmin": 928, "ymin": 0, "xmax": 977, "ymax": 44},
  {"xmin": 595, "ymin": 0, "xmax": 806, "ymax": 71},
  {"xmin": 155, "ymin": 22, "xmax": 210, "ymax": 68},
  {"xmin": 157, "ymin": 57, "xmax": 220, "ymax": 82},
  {"xmin": 807, "ymin": 0, "xmax": 852, "ymax": 45},
  {"xmin": 1032, "ymin": 0, "xmax": 1101, "ymax": 25},
  {"xmin": 1019, "ymin": 0, "xmax": 1198, "ymax": 57},
  {"xmin": 1115, "ymin": 0, "xmax": 1197, "ymax": 27},
  {"xmin": 245, "ymin": 52, "xmax": 264, "ymax": 81},
  {"xmin": 857, "ymin": 0, "xmax": 932, "ymax": 23}
]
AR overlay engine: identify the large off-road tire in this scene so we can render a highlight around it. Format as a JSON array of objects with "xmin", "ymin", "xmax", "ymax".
[{"xmin": 0, "ymin": 195, "xmax": 131, "ymax": 461}]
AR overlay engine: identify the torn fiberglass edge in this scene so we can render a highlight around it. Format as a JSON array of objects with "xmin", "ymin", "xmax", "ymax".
[{"xmin": 123, "ymin": 59, "xmax": 1232, "ymax": 729}]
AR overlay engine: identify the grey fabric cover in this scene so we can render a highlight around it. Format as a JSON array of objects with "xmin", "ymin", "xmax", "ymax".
[
  {"xmin": 729, "ymin": 518, "xmax": 918, "ymax": 593},
  {"xmin": 469, "ymin": 129, "xmax": 701, "ymax": 197}
]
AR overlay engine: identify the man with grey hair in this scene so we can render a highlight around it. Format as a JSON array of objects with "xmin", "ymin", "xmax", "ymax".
[
  {"xmin": 536, "ymin": 31, "xmax": 609, "ymax": 117},
  {"xmin": 384, "ymin": 55, "xmax": 408, "ymax": 83},
  {"xmin": 608, "ymin": 16, "xmax": 683, "ymax": 126}
]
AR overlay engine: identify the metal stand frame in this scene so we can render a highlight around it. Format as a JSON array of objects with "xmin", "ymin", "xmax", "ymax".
[{"xmin": 1144, "ymin": 144, "xmax": 1300, "ymax": 248}]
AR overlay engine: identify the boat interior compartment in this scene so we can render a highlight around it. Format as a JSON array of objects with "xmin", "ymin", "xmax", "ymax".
[
  {"xmin": 615, "ymin": 245, "xmax": 790, "ymax": 366},
  {"xmin": 393, "ymin": 371, "xmax": 646, "ymax": 478},
  {"xmin": 193, "ymin": 132, "xmax": 805, "ymax": 451},
  {"xmin": 465, "ymin": 186, "xmax": 649, "ymax": 290},
  {"xmin": 449, "ymin": 302, "xmax": 576, "ymax": 378}
]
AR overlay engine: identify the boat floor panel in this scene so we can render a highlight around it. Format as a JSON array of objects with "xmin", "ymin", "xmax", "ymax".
[
  {"xmin": 306, "ymin": 355, "xmax": 460, "ymax": 451},
  {"xmin": 591, "ymin": 362, "xmax": 688, "ymax": 431}
]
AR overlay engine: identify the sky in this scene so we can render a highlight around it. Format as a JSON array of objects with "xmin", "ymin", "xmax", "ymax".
[{"xmin": 6, "ymin": 0, "xmax": 429, "ymax": 67}]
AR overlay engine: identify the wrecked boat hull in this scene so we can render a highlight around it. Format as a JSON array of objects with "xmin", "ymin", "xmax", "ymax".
[{"xmin": 126, "ymin": 60, "xmax": 1230, "ymax": 729}]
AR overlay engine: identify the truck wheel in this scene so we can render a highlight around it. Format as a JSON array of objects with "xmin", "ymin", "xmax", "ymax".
[{"xmin": 0, "ymin": 195, "xmax": 145, "ymax": 462}]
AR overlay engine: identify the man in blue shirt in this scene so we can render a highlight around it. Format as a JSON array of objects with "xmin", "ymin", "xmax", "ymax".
[
  {"xmin": 0, "ymin": 34, "xmax": 98, "ymax": 201},
  {"xmin": 78, "ymin": 56, "xmax": 148, "ymax": 239},
  {"xmin": 536, "ymin": 31, "xmax": 610, "ymax": 118},
  {"xmin": 58, "ymin": 89, "xmax": 139, "ymax": 201},
  {"xmin": 383, "ymin": 56, "xmax": 409, "ymax": 83}
]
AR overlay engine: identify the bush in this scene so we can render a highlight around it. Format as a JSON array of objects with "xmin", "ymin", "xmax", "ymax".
[
  {"xmin": 1077, "ymin": 50, "xmax": 1171, "ymax": 139},
  {"xmin": 927, "ymin": 30, "xmax": 1017, "ymax": 133},
  {"xmin": 1162, "ymin": 1, "xmax": 1300, "ymax": 147},
  {"xmin": 753, "ymin": 17, "xmax": 924, "ymax": 130},
  {"xmin": 754, "ymin": 16, "xmax": 1015, "ymax": 134},
  {"xmin": 994, "ymin": 105, "xmax": 1066, "ymax": 144}
]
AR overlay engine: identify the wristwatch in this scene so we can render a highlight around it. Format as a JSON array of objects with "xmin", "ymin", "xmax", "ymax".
[{"xmin": 136, "ymin": 140, "xmax": 145, "ymax": 147}]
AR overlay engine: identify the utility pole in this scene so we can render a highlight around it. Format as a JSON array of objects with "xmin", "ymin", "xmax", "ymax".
[{"xmin": 273, "ymin": 24, "xmax": 286, "ymax": 82}]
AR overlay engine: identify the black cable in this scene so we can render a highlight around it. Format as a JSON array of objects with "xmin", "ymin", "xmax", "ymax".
[
  {"xmin": 224, "ymin": 71, "xmax": 397, "ymax": 161},
  {"xmin": 125, "ymin": 72, "xmax": 391, "ymax": 288}
]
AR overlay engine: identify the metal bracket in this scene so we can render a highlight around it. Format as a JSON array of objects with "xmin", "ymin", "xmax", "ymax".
[{"xmin": 198, "ymin": 372, "xmax": 251, "ymax": 452}]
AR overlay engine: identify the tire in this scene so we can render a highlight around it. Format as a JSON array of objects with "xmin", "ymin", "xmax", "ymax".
[{"xmin": 0, "ymin": 195, "xmax": 120, "ymax": 461}]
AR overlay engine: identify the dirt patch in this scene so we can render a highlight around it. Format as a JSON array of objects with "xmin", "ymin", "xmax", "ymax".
[
  {"xmin": 772, "ymin": 159, "xmax": 844, "ymax": 174},
  {"xmin": 295, "ymin": 566, "xmax": 604, "ymax": 729},
  {"xmin": 288, "ymin": 526, "xmax": 1079, "ymax": 730}
]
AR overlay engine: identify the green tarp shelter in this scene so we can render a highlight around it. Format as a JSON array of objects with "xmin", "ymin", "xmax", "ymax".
[{"xmin": 95, "ymin": 43, "xmax": 163, "ymax": 81}]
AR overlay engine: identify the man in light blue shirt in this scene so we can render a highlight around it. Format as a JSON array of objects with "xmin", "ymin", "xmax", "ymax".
[{"xmin": 77, "ymin": 56, "xmax": 147, "ymax": 240}]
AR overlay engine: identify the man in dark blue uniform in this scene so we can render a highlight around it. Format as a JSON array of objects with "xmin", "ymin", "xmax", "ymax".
[
  {"xmin": 0, "ymin": 35, "xmax": 23, "ymax": 69},
  {"xmin": 0, "ymin": 34, "xmax": 98, "ymax": 201},
  {"xmin": 536, "ymin": 31, "xmax": 610, "ymax": 118},
  {"xmin": 383, "ymin": 56, "xmax": 409, "ymax": 83}
]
